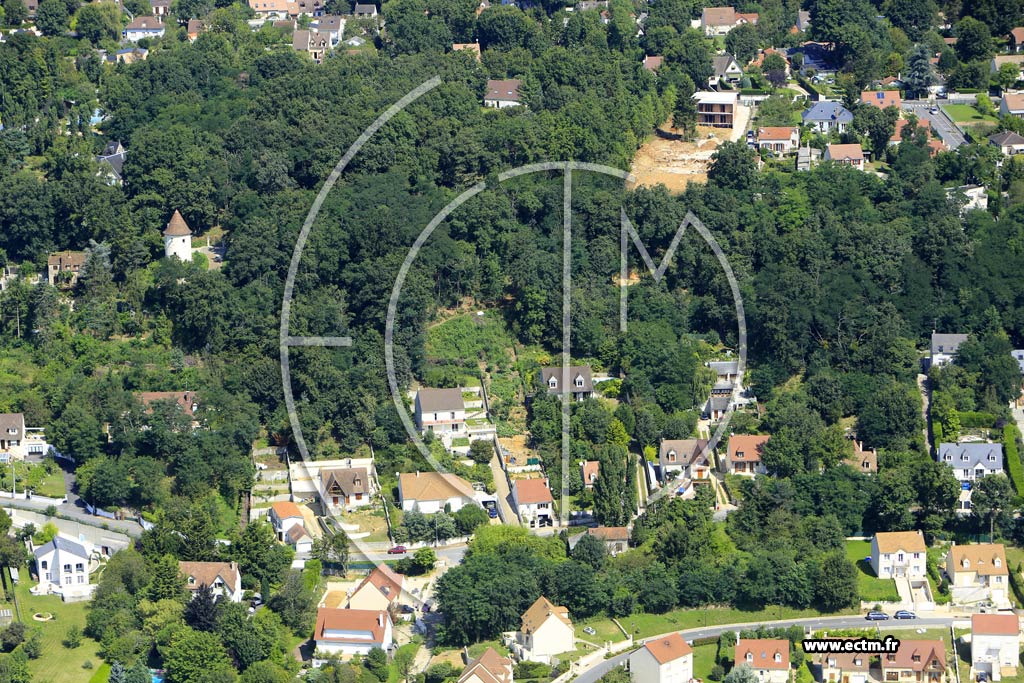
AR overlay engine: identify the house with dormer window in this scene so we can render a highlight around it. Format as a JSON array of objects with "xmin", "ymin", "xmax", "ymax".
[
  {"xmin": 734, "ymin": 639, "xmax": 790, "ymax": 683},
  {"xmin": 722, "ymin": 435, "xmax": 769, "ymax": 476},
  {"xmin": 937, "ymin": 442, "xmax": 1003, "ymax": 511},
  {"xmin": 539, "ymin": 366, "xmax": 594, "ymax": 401},
  {"xmin": 178, "ymin": 561, "xmax": 243, "ymax": 602},
  {"xmin": 816, "ymin": 639, "xmax": 871, "ymax": 683},
  {"xmin": 319, "ymin": 467, "xmax": 372, "ymax": 513},
  {"xmin": 945, "ymin": 543, "xmax": 1010, "ymax": 608},
  {"xmin": 658, "ymin": 439, "xmax": 710, "ymax": 482},
  {"xmin": 880, "ymin": 640, "xmax": 946, "ymax": 683}
]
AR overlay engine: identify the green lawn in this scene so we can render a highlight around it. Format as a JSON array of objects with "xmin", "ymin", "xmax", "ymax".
[
  {"xmin": 387, "ymin": 642, "xmax": 421, "ymax": 683},
  {"xmin": 942, "ymin": 104, "xmax": 998, "ymax": 124},
  {"xmin": 693, "ymin": 643, "xmax": 718, "ymax": 680},
  {"xmin": 0, "ymin": 462, "xmax": 66, "ymax": 499},
  {"xmin": 14, "ymin": 578, "xmax": 102, "ymax": 683},
  {"xmin": 845, "ymin": 540, "xmax": 900, "ymax": 603},
  {"xmin": 577, "ymin": 604, "xmax": 858, "ymax": 644}
]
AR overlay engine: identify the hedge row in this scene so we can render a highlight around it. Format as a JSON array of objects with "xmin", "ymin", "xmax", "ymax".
[{"xmin": 1003, "ymin": 424, "xmax": 1024, "ymax": 495}]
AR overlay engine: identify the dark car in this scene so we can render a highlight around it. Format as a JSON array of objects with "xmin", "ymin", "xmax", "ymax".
[
  {"xmin": 387, "ymin": 545, "xmax": 407, "ymax": 555},
  {"xmin": 977, "ymin": 673, "xmax": 989, "ymax": 682},
  {"xmin": 894, "ymin": 610, "xmax": 916, "ymax": 620},
  {"xmin": 488, "ymin": 507, "xmax": 498, "ymax": 518},
  {"xmin": 865, "ymin": 611, "xmax": 890, "ymax": 621}
]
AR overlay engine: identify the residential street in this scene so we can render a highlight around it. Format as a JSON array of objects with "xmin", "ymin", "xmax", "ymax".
[
  {"xmin": 573, "ymin": 615, "xmax": 962, "ymax": 683},
  {"xmin": 902, "ymin": 100, "xmax": 967, "ymax": 150}
]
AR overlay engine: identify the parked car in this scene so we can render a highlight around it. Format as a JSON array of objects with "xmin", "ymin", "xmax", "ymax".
[
  {"xmin": 865, "ymin": 611, "xmax": 890, "ymax": 621},
  {"xmin": 930, "ymin": 106, "xmax": 939, "ymax": 114},
  {"xmin": 583, "ymin": 626, "xmax": 597, "ymax": 636},
  {"xmin": 894, "ymin": 610, "xmax": 917, "ymax": 620},
  {"xmin": 977, "ymin": 673, "xmax": 989, "ymax": 682},
  {"xmin": 488, "ymin": 507, "xmax": 498, "ymax": 518},
  {"xmin": 387, "ymin": 545, "xmax": 407, "ymax": 555}
]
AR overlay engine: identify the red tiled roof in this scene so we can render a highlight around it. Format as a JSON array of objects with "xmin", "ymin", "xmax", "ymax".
[{"xmin": 315, "ymin": 608, "xmax": 389, "ymax": 643}]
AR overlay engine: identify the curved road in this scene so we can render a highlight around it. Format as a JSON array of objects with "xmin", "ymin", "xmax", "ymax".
[{"xmin": 574, "ymin": 614, "xmax": 960, "ymax": 683}]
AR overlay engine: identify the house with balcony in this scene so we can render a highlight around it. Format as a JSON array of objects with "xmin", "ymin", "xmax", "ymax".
[
  {"xmin": 693, "ymin": 91, "xmax": 737, "ymax": 128},
  {"xmin": 871, "ymin": 530, "xmax": 927, "ymax": 579},
  {"xmin": 415, "ymin": 388, "xmax": 466, "ymax": 436},
  {"xmin": 880, "ymin": 640, "xmax": 946, "ymax": 683},
  {"xmin": 33, "ymin": 536, "xmax": 93, "ymax": 601},
  {"xmin": 629, "ymin": 632, "xmax": 694, "ymax": 683},
  {"xmin": 971, "ymin": 614, "xmax": 1020, "ymax": 681},
  {"xmin": 734, "ymin": 639, "xmax": 790, "ymax": 683},
  {"xmin": 937, "ymin": 442, "xmax": 1003, "ymax": 512},
  {"xmin": 944, "ymin": 543, "xmax": 1010, "ymax": 608}
]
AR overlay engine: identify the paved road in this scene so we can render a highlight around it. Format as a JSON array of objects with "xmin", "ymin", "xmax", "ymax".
[
  {"xmin": 349, "ymin": 542, "xmax": 468, "ymax": 568},
  {"xmin": 488, "ymin": 453, "xmax": 518, "ymax": 525},
  {"xmin": 903, "ymin": 100, "xmax": 967, "ymax": 150},
  {"xmin": 918, "ymin": 373, "xmax": 932, "ymax": 453},
  {"xmin": 574, "ymin": 615, "xmax": 961, "ymax": 683}
]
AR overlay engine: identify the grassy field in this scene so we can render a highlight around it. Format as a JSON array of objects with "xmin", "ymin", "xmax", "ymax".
[
  {"xmin": 846, "ymin": 540, "xmax": 901, "ymax": 603},
  {"xmin": 577, "ymin": 604, "xmax": 859, "ymax": 644},
  {"xmin": 14, "ymin": 579, "xmax": 103, "ymax": 683},
  {"xmin": 942, "ymin": 104, "xmax": 999, "ymax": 125}
]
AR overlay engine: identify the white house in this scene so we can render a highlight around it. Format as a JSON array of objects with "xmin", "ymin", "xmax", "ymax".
[
  {"xmin": 937, "ymin": 442, "xmax": 1004, "ymax": 511},
  {"xmin": 33, "ymin": 536, "xmax": 92, "ymax": 600},
  {"xmin": 870, "ymin": 530, "xmax": 927, "ymax": 580},
  {"xmin": 734, "ymin": 639, "xmax": 790, "ymax": 683},
  {"xmin": 314, "ymin": 608, "xmax": 393, "ymax": 658},
  {"xmin": 709, "ymin": 54, "xmax": 743, "ymax": 87},
  {"xmin": 163, "ymin": 210, "xmax": 193, "ymax": 261},
  {"xmin": 179, "ymin": 561, "xmax": 243, "ymax": 602},
  {"xmin": 510, "ymin": 596, "xmax": 574, "ymax": 664},
  {"xmin": 123, "ymin": 15, "xmax": 165, "ymax": 41},
  {"xmin": 484, "ymin": 79, "xmax": 524, "ymax": 108},
  {"xmin": 415, "ymin": 388, "xmax": 466, "ymax": 436},
  {"xmin": 755, "ymin": 127, "xmax": 800, "ymax": 155},
  {"xmin": 286, "ymin": 524, "xmax": 313, "ymax": 554},
  {"xmin": 945, "ymin": 544, "xmax": 1010, "ymax": 608},
  {"xmin": 397, "ymin": 471, "xmax": 479, "ymax": 514},
  {"xmin": 512, "ymin": 478, "xmax": 555, "ymax": 528},
  {"xmin": 269, "ymin": 501, "xmax": 306, "ymax": 542},
  {"xmin": 0, "ymin": 413, "xmax": 46, "ymax": 461},
  {"xmin": 659, "ymin": 439, "xmax": 711, "ymax": 482},
  {"xmin": 319, "ymin": 467, "xmax": 372, "ymax": 514},
  {"xmin": 971, "ymin": 614, "xmax": 1020, "ymax": 681},
  {"xmin": 722, "ymin": 434, "xmax": 769, "ymax": 476},
  {"xmin": 459, "ymin": 648, "xmax": 513, "ymax": 683},
  {"xmin": 629, "ymin": 632, "xmax": 694, "ymax": 683},
  {"xmin": 930, "ymin": 332, "xmax": 969, "ymax": 367}
]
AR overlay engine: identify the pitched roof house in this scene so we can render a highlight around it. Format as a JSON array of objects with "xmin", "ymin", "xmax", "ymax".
[
  {"xmin": 459, "ymin": 648, "xmax": 513, "ymax": 683},
  {"xmin": 453, "ymin": 42, "xmax": 482, "ymax": 60},
  {"xmin": 659, "ymin": 439, "xmax": 711, "ymax": 482},
  {"xmin": 513, "ymin": 478, "xmax": 555, "ymax": 527},
  {"xmin": 801, "ymin": 101, "xmax": 853, "ymax": 133},
  {"xmin": 700, "ymin": 7, "xmax": 758, "ymax": 36},
  {"xmin": 755, "ymin": 127, "xmax": 800, "ymax": 154},
  {"xmin": 844, "ymin": 441, "xmax": 877, "ymax": 474},
  {"xmin": 135, "ymin": 391, "xmax": 199, "ymax": 418},
  {"xmin": 643, "ymin": 55, "xmax": 664, "ymax": 72},
  {"xmin": 871, "ymin": 530, "xmax": 927, "ymax": 580},
  {"xmin": 512, "ymin": 596, "xmax": 574, "ymax": 663},
  {"xmin": 34, "ymin": 535, "xmax": 92, "ymax": 599},
  {"xmin": 735, "ymin": 639, "xmax": 790, "ymax": 683},
  {"xmin": 937, "ymin": 442, "xmax": 1004, "ymax": 512},
  {"xmin": 816, "ymin": 639, "xmax": 872, "ymax": 683},
  {"xmin": 971, "ymin": 614, "xmax": 1020, "ymax": 680},
  {"xmin": 320, "ymin": 467, "xmax": 371, "ymax": 512},
  {"xmin": 539, "ymin": 366, "xmax": 593, "ymax": 400},
  {"xmin": 989, "ymin": 130, "xmax": 1024, "ymax": 155},
  {"xmin": 860, "ymin": 90, "xmax": 902, "ymax": 109},
  {"xmin": 398, "ymin": 471, "xmax": 478, "ymax": 514},
  {"xmin": 585, "ymin": 526, "xmax": 629, "ymax": 555},
  {"xmin": 123, "ymin": 16, "xmax": 165, "ymax": 41},
  {"xmin": 880, "ymin": 640, "xmax": 946, "ymax": 683},
  {"xmin": 415, "ymin": 388, "xmax": 465, "ymax": 435},
  {"xmin": 723, "ymin": 434, "xmax": 769, "ymax": 475},
  {"xmin": 931, "ymin": 332, "xmax": 969, "ymax": 367},
  {"xmin": 710, "ymin": 54, "xmax": 742, "ymax": 86},
  {"xmin": 580, "ymin": 460, "xmax": 600, "ymax": 488},
  {"xmin": 178, "ymin": 561, "xmax": 243, "ymax": 602},
  {"xmin": 46, "ymin": 251, "xmax": 87, "ymax": 286},
  {"xmin": 945, "ymin": 544, "xmax": 1010, "ymax": 608},
  {"xmin": 314, "ymin": 608, "xmax": 393, "ymax": 657},
  {"xmin": 630, "ymin": 633, "xmax": 694, "ymax": 683},
  {"xmin": 269, "ymin": 501, "xmax": 306, "ymax": 542},
  {"xmin": 293, "ymin": 29, "xmax": 330, "ymax": 63},
  {"xmin": 824, "ymin": 143, "xmax": 865, "ymax": 170},
  {"xmin": 1010, "ymin": 27, "xmax": 1024, "ymax": 52},
  {"xmin": 347, "ymin": 565, "xmax": 406, "ymax": 611},
  {"xmin": 484, "ymin": 79, "xmax": 524, "ymax": 108},
  {"xmin": 96, "ymin": 140, "xmax": 126, "ymax": 185}
]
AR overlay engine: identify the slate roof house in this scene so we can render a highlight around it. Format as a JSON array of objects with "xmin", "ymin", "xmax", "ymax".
[
  {"xmin": 937, "ymin": 442, "xmax": 1004, "ymax": 511},
  {"xmin": 415, "ymin": 388, "xmax": 465, "ymax": 436},
  {"xmin": 96, "ymin": 140, "xmax": 126, "ymax": 186},
  {"xmin": 34, "ymin": 536, "xmax": 93, "ymax": 600},
  {"xmin": 659, "ymin": 439, "xmax": 711, "ymax": 482},
  {"xmin": 539, "ymin": 366, "xmax": 593, "ymax": 401},
  {"xmin": 709, "ymin": 54, "xmax": 742, "ymax": 87},
  {"xmin": 989, "ymin": 130, "xmax": 1024, "ymax": 155},
  {"xmin": 801, "ymin": 102, "xmax": 853, "ymax": 133},
  {"xmin": 931, "ymin": 332, "xmax": 969, "ymax": 367},
  {"xmin": 320, "ymin": 467, "xmax": 372, "ymax": 513}
]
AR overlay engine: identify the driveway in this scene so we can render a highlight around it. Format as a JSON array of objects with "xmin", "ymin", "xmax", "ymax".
[
  {"xmin": 918, "ymin": 373, "xmax": 931, "ymax": 453},
  {"xmin": 902, "ymin": 100, "xmax": 967, "ymax": 149},
  {"xmin": 488, "ymin": 454, "xmax": 518, "ymax": 525}
]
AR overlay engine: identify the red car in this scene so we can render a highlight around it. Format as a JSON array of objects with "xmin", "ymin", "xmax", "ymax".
[{"xmin": 387, "ymin": 545, "xmax": 407, "ymax": 554}]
